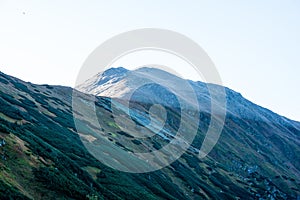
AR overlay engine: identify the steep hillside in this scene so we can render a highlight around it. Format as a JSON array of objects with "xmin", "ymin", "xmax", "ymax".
[{"xmin": 0, "ymin": 70, "xmax": 299, "ymax": 199}]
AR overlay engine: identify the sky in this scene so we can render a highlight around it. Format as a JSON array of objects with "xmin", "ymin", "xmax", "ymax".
[{"xmin": 0, "ymin": 0, "xmax": 299, "ymax": 121}]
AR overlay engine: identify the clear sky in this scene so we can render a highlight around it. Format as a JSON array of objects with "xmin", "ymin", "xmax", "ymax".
[{"xmin": 0, "ymin": 0, "xmax": 299, "ymax": 121}]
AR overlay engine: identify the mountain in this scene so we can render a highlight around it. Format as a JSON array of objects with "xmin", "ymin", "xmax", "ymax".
[
  {"xmin": 78, "ymin": 67, "xmax": 300, "ymax": 126},
  {"xmin": 0, "ymin": 69, "xmax": 300, "ymax": 199}
]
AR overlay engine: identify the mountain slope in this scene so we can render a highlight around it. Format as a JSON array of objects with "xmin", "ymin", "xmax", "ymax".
[{"xmin": 0, "ymin": 70, "xmax": 300, "ymax": 199}]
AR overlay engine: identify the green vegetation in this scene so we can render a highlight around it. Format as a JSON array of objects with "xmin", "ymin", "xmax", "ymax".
[{"xmin": 0, "ymin": 180, "xmax": 30, "ymax": 200}]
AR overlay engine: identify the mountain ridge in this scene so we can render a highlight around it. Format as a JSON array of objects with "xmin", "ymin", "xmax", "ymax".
[
  {"xmin": 78, "ymin": 67, "xmax": 300, "ymax": 128},
  {"xmin": 0, "ymin": 69, "xmax": 299, "ymax": 199}
]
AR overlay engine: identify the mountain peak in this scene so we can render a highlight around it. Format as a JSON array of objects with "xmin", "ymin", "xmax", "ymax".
[
  {"xmin": 101, "ymin": 67, "xmax": 128, "ymax": 76},
  {"xmin": 77, "ymin": 67, "xmax": 300, "ymax": 128},
  {"xmin": 0, "ymin": 69, "xmax": 299, "ymax": 199}
]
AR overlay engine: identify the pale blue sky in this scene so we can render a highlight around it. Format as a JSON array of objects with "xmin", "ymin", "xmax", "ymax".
[{"xmin": 0, "ymin": 0, "xmax": 299, "ymax": 121}]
